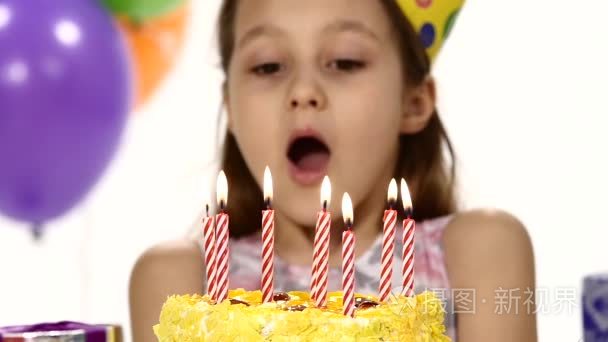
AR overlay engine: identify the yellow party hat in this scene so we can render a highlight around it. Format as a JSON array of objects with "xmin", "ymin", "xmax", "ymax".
[{"xmin": 396, "ymin": 0, "xmax": 465, "ymax": 62}]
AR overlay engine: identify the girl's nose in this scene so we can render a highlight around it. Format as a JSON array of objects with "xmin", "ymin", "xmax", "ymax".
[
  {"xmin": 290, "ymin": 98, "xmax": 319, "ymax": 109},
  {"xmin": 287, "ymin": 74, "xmax": 327, "ymax": 111}
]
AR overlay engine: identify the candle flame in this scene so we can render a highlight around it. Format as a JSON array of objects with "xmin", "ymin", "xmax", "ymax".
[
  {"xmin": 217, "ymin": 170, "xmax": 228, "ymax": 209},
  {"xmin": 321, "ymin": 176, "xmax": 331, "ymax": 209},
  {"xmin": 400, "ymin": 178, "xmax": 412, "ymax": 212},
  {"xmin": 387, "ymin": 178, "xmax": 398, "ymax": 203},
  {"xmin": 342, "ymin": 192, "xmax": 353, "ymax": 226},
  {"xmin": 263, "ymin": 166, "xmax": 273, "ymax": 202}
]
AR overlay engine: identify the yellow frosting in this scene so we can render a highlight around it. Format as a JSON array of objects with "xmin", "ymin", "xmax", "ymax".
[{"xmin": 154, "ymin": 289, "xmax": 450, "ymax": 341}]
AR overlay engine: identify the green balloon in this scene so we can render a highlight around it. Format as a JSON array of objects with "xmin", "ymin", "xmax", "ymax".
[{"xmin": 102, "ymin": 0, "xmax": 185, "ymax": 21}]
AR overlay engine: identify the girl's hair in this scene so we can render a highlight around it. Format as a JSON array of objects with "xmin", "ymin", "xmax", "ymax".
[{"xmin": 217, "ymin": 0, "xmax": 456, "ymax": 238}]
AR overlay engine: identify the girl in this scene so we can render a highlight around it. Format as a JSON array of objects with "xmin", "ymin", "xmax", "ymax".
[{"xmin": 130, "ymin": 0, "xmax": 537, "ymax": 341}]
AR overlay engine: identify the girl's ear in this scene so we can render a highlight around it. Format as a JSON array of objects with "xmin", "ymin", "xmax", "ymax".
[
  {"xmin": 400, "ymin": 76, "xmax": 436, "ymax": 134},
  {"xmin": 223, "ymin": 81, "xmax": 233, "ymax": 131}
]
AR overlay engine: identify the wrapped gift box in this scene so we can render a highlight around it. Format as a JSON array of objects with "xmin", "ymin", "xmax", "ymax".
[{"xmin": 0, "ymin": 322, "xmax": 121, "ymax": 342}]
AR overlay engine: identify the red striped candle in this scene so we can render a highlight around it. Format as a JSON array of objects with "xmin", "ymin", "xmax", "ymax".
[
  {"xmin": 312, "ymin": 176, "xmax": 331, "ymax": 307},
  {"xmin": 341, "ymin": 193, "xmax": 355, "ymax": 318},
  {"xmin": 215, "ymin": 171, "xmax": 230, "ymax": 303},
  {"xmin": 311, "ymin": 229, "xmax": 320, "ymax": 300},
  {"xmin": 202, "ymin": 204, "xmax": 217, "ymax": 300},
  {"xmin": 380, "ymin": 179, "xmax": 398, "ymax": 302},
  {"xmin": 261, "ymin": 167, "xmax": 275, "ymax": 303},
  {"xmin": 400, "ymin": 178, "xmax": 415, "ymax": 297}
]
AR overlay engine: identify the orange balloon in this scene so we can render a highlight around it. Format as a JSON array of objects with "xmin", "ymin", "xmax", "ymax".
[{"xmin": 117, "ymin": 4, "xmax": 188, "ymax": 109}]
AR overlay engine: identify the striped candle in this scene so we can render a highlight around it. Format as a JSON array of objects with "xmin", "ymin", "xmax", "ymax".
[
  {"xmin": 314, "ymin": 209, "xmax": 331, "ymax": 307},
  {"xmin": 311, "ymin": 227, "xmax": 320, "ymax": 301},
  {"xmin": 215, "ymin": 171, "xmax": 230, "ymax": 303},
  {"xmin": 261, "ymin": 167, "xmax": 275, "ymax": 303},
  {"xmin": 312, "ymin": 176, "xmax": 331, "ymax": 307},
  {"xmin": 400, "ymin": 178, "xmax": 415, "ymax": 297},
  {"xmin": 380, "ymin": 179, "xmax": 398, "ymax": 302},
  {"xmin": 341, "ymin": 193, "xmax": 355, "ymax": 318},
  {"xmin": 202, "ymin": 204, "xmax": 217, "ymax": 300}
]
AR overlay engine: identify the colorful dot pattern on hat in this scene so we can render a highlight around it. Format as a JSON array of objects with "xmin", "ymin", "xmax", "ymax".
[{"xmin": 397, "ymin": 0, "xmax": 465, "ymax": 62}]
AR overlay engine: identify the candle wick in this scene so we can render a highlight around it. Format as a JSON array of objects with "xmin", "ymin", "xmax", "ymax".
[
  {"xmin": 323, "ymin": 200, "xmax": 328, "ymax": 212},
  {"xmin": 389, "ymin": 200, "xmax": 395, "ymax": 210},
  {"xmin": 219, "ymin": 200, "xmax": 226, "ymax": 213},
  {"xmin": 205, "ymin": 204, "xmax": 210, "ymax": 217},
  {"xmin": 265, "ymin": 197, "xmax": 271, "ymax": 210},
  {"xmin": 405, "ymin": 208, "xmax": 412, "ymax": 219},
  {"xmin": 345, "ymin": 219, "xmax": 353, "ymax": 231}
]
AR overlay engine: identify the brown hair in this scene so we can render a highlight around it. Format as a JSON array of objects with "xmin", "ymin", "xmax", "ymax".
[{"xmin": 217, "ymin": 0, "xmax": 456, "ymax": 238}]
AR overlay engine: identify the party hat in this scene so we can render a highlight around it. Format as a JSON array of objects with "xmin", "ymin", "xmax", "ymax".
[{"xmin": 396, "ymin": 0, "xmax": 465, "ymax": 62}]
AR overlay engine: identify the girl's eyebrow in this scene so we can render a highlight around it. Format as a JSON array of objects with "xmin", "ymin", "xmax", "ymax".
[
  {"xmin": 322, "ymin": 19, "xmax": 380, "ymax": 42},
  {"xmin": 237, "ymin": 19, "xmax": 379, "ymax": 50},
  {"xmin": 237, "ymin": 24, "xmax": 284, "ymax": 50}
]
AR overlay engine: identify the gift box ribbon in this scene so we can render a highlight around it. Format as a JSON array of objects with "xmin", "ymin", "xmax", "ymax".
[{"xmin": 0, "ymin": 321, "xmax": 120, "ymax": 342}]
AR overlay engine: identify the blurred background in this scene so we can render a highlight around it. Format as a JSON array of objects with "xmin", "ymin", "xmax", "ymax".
[{"xmin": 0, "ymin": 0, "xmax": 607, "ymax": 341}]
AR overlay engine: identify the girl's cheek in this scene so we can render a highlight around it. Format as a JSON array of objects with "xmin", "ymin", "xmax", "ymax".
[{"xmin": 236, "ymin": 72, "xmax": 287, "ymax": 94}]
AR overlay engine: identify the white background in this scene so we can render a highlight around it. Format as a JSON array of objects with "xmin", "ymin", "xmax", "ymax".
[{"xmin": 1, "ymin": 0, "xmax": 607, "ymax": 341}]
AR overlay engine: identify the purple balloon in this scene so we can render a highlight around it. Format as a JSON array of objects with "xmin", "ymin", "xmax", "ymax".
[{"xmin": 0, "ymin": 0, "xmax": 131, "ymax": 224}]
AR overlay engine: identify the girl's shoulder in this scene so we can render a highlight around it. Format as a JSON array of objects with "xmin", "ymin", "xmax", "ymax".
[
  {"xmin": 133, "ymin": 239, "xmax": 203, "ymax": 271},
  {"xmin": 441, "ymin": 208, "xmax": 533, "ymax": 268},
  {"xmin": 129, "ymin": 239, "xmax": 205, "ymax": 341},
  {"xmin": 130, "ymin": 239, "xmax": 206, "ymax": 304},
  {"xmin": 442, "ymin": 208, "xmax": 531, "ymax": 250},
  {"xmin": 130, "ymin": 239, "xmax": 205, "ymax": 294},
  {"xmin": 441, "ymin": 211, "xmax": 537, "ymax": 338},
  {"xmin": 441, "ymin": 209, "xmax": 535, "ymax": 329},
  {"xmin": 416, "ymin": 208, "xmax": 529, "ymax": 241}
]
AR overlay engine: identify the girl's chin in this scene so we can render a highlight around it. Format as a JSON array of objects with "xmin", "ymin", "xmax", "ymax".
[
  {"xmin": 276, "ymin": 209, "xmax": 321, "ymax": 230},
  {"xmin": 273, "ymin": 190, "xmax": 330, "ymax": 229}
]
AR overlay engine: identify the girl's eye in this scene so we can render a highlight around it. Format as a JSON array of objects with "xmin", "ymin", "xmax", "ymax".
[
  {"xmin": 251, "ymin": 63, "xmax": 282, "ymax": 75},
  {"xmin": 328, "ymin": 59, "xmax": 366, "ymax": 72}
]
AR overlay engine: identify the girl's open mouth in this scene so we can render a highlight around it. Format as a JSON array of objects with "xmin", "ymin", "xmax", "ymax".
[{"xmin": 287, "ymin": 133, "xmax": 330, "ymax": 186}]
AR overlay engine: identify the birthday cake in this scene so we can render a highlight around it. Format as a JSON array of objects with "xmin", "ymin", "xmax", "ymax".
[{"xmin": 153, "ymin": 289, "xmax": 450, "ymax": 341}]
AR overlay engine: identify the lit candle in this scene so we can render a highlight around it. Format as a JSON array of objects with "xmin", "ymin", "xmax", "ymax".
[
  {"xmin": 215, "ymin": 170, "xmax": 230, "ymax": 302},
  {"xmin": 341, "ymin": 193, "xmax": 356, "ymax": 318},
  {"xmin": 380, "ymin": 179, "xmax": 398, "ymax": 302},
  {"xmin": 312, "ymin": 176, "xmax": 331, "ymax": 307},
  {"xmin": 202, "ymin": 203, "xmax": 217, "ymax": 300},
  {"xmin": 261, "ymin": 166, "xmax": 275, "ymax": 303},
  {"xmin": 400, "ymin": 178, "xmax": 415, "ymax": 297}
]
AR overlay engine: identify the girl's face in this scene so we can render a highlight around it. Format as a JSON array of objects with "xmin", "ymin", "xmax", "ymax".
[{"xmin": 227, "ymin": 0, "xmax": 411, "ymax": 226}]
